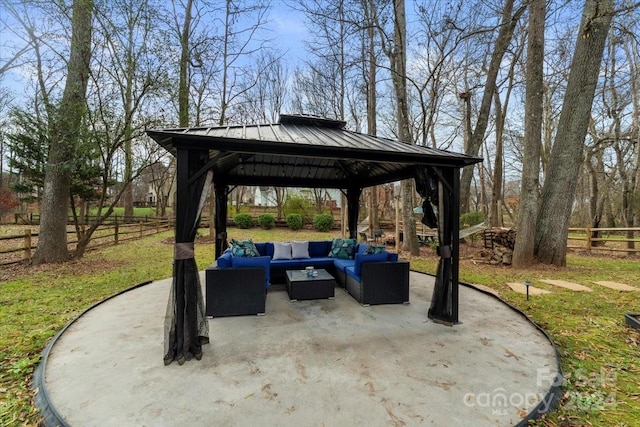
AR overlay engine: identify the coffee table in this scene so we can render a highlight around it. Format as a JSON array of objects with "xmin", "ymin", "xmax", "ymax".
[{"xmin": 285, "ymin": 269, "xmax": 336, "ymax": 301}]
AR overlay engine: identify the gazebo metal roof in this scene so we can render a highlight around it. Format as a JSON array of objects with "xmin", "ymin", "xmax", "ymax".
[{"xmin": 146, "ymin": 114, "xmax": 481, "ymax": 189}]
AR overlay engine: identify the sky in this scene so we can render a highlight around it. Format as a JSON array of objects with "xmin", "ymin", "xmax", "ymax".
[
  {"xmin": 268, "ymin": 3, "xmax": 309, "ymax": 63},
  {"xmin": 0, "ymin": 1, "xmax": 312, "ymax": 106}
]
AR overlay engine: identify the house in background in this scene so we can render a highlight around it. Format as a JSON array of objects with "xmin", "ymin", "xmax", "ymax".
[{"xmin": 253, "ymin": 186, "xmax": 342, "ymax": 209}]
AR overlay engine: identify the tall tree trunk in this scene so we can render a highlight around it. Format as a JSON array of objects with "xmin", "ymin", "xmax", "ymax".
[
  {"xmin": 365, "ymin": 0, "xmax": 378, "ymax": 235},
  {"xmin": 33, "ymin": 0, "xmax": 93, "ymax": 264},
  {"xmin": 535, "ymin": 0, "xmax": 614, "ymax": 266},
  {"xmin": 178, "ymin": 0, "xmax": 192, "ymax": 128},
  {"xmin": 389, "ymin": 0, "xmax": 419, "ymax": 255},
  {"xmin": 123, "ymin": 20, "xmax": 135, "ymax": 222},
  {"xmin": 489, "ymin": 89, "xmax": 504, "ymax": 227},
  {"xmin": 621, "ymin": 32, "xmax": 640, "ymax": 251},
  {"xmin": 512, "ymin": 0, "xmax": 545, "ymax": 268},
  {"xmin": 459, "ymin": 0, "xmax": 525, "ymax": 213}
]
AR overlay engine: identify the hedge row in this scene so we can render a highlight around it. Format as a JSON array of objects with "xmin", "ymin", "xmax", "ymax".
[{"xmin": 232, "ymin": 213, "xmax": 335, "ymax": 231}]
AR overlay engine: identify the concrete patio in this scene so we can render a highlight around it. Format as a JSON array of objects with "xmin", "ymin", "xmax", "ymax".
[{"xmin": 35, "ymin": 271, "xmax": 561, "ymax": 426}]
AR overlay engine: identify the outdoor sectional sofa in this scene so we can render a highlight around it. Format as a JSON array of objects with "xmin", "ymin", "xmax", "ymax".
[{"xmin": 206, "ymin": 239, "xmax": 409, "ymax": 315}]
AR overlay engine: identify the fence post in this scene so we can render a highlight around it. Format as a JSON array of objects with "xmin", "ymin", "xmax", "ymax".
[
  {"xmin": 139, "ymin": 221, "xmax": 143, "ymax": 238},
  {"xmin": 586, "ymin": 227, "xmax": 592, "ymax": 251},
  {"xmin": 24, "ymin": 229, "xmax": 32, "ymax": 262},
  {"xmin": 115, "ymin": 217, "xmax": 119, "ymax": 245}
]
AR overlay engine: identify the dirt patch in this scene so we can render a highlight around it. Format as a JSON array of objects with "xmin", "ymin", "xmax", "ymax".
[
  {"xmin": 161, "ymin": 235, "xmax": 216, "ymax": 245},
  {"xmin": 0, "ymin": 258, "xmax": 126, "ymax": 285}
]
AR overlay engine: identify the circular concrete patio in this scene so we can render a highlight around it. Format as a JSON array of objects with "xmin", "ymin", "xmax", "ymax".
[{"xmin": 34, "ymin": 271, "xmax": 561, "ymax": 426}]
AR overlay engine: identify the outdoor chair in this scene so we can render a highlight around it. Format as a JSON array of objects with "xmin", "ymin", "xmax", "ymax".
[{"xmin": 205, "ymin": 267, "xmax": 266, "ymax": 317}]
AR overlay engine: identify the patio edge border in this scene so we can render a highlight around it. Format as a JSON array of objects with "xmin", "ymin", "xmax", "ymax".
[
  {"xmin": 32, "ymin": 280, "xmax": 154, "ymax": 427},
  {"xmin": 417, "ymin": 270, "xmax": 563, "ymax": 426}
]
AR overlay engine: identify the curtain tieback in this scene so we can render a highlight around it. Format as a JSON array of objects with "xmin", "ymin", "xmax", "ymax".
[
  {"xmin": 437, "ymin": 245, "xmax": 452, "ymax": 259},
  {"xmin": 174, "ymin": 242, "xmax": 194, "ymax": 260}
]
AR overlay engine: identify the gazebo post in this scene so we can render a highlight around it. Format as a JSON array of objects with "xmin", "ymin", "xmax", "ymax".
[
  {"xmin": 346, "ymin": 187, "xmax": 362, "ymax": 239},
  {"xmin": 214, "ymin": 183, "xmax": 229, "ymax": 259},
  {"xmin": 163, "ymin": 148, "xmax": 210, "ymax": 365},
  {"xmin": 451, "ymin": 168, "xmax": 461, "ymax": 324}
]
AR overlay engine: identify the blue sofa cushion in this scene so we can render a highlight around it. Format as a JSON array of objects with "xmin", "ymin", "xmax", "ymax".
[
  {"xmin": 354, "ymin": 252, "xmax": 389, "ymax": 276},
  {"xmin": 308, "ymin": 257, "xmax": 336, "ymax": 268},
  {"xmin": 254, "ymin": 242, "xmax": 274, "ymax": 258},
  {"xmin": 308, "ymin": 241, "xmax": 332, "ymax": 258},
  {"xmin": 328, "ymin": 238, "xmax": 357, "ymax": 259},
  {"xmin": 345, "ymin": 266, "xmax": 359, "ymax": 281},
  {"xmin": 230, "ymin": 239, "xmax": 260, "ymax": 257},
  {"xmin": 217, "ymin": 251, "xmax": 233, "ymax": 268},
  {"xmin": 232, "ymin": 255, "xmax": 271, "ymax": 288},
  {"xmin": 333, "ymin": 258, "xmax": 355, "ymax": 273}
]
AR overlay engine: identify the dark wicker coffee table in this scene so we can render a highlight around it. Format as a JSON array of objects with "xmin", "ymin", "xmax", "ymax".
[{"xmin": 285, "ymin": 269, "xmax": 336, "ymax": 301}]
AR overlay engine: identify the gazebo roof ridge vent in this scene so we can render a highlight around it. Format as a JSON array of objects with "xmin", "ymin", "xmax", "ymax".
[{"xmin": 278, "ymin": 113, "xmax": 347, "ymax": 129}]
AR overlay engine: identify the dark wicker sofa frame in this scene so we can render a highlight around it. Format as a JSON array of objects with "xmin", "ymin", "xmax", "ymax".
[
  {"xmin": 342, "ymin": 261, "xmax": 410, "ymax": 306},
  {"xmin": 205, "ymin": 267, "xmax": 266, "ymax": 317}
]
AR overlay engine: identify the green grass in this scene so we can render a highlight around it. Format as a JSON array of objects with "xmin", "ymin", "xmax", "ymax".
[
  {"xmin": 1, "ymin": 229, "xmax": 638, "ymax": 426},
  {"xmin": 412, "ymin": 250, "xmax": 640, "ymax": 426},
  {"xmin": 87, "ymin": 206, "xmax": 164, "ymax": 218}
]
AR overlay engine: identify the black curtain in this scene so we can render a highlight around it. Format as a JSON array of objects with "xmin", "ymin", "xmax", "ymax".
[
  {"xmin": 164, "ymin": 149, "xmax": 211, "ymax": 365},
  {"xmin": 416, "ymin": 167, "xmax": 459, "ymax": 326},
  {"xmin": 214, "ymin": 183, "xmax": 228, "ymax": 260},
  {"xmin": 346, "ymin": 187, "xmax": 362, "ymax": 239}
]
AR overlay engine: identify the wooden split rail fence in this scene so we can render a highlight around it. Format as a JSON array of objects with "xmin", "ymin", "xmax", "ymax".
[
  {"xmin": 0, "ymin": 218, "xmax": 173, "ymax": 266},
  {"xmin": 567, "ymin": 227, "xmax": 640, "ymax": 253}
]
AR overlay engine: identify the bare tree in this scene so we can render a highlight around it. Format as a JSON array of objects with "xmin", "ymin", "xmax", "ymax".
[
  {"xmin": 94, "ymin": 0, "xmax": 160, "ymax": 222},
  {"xmin": 458, "ymin": 0, "xmax": 527, "ymax": 213},
  {"xmin": 236, "ymin": 52, "xmax": 289, "ymax": 123},
  {"xmin": 33, "ymin": 0, "xmax": 93, "ymax": 264},
  {"xmin": 367, "ymin": 0, "xmax": 419, "ymax": 254},
  {"xmin": 216, "ymin": 0, "xmax": 271, "ymax": 125},
  {"xmin": 512, "ymin": 0, "xmax": 545, "ymax": 267},
  {"xmin": 535, "ymin": 0, "xmax": 615, "ymax": 266},
  {"xmin": 175, "ymin": 0, "xmax": 194, "ymax": 127}
]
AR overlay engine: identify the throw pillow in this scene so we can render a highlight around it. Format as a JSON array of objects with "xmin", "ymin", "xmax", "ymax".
[
  {"xmin": 273, "ymin": 242, "xmax": 293, "ymax": 260},
  {"xmin": 291, "ymin": 241, "xmax": 310, "ymax": 259},
  {"xmin": 365, "ymin": 245, "xmax": 387, "ymax": 255},
  {"xmin": 230, "ymin": 238, "xmax": 260, "ymax": 257},
  {"xmin": 328, "ymin": 238, "xmax": 357, "ymax": 259}
]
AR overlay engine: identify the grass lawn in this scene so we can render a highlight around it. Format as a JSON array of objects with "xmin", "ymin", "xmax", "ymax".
[{"xmin": 1, "ymin": 227, "xmax": 638, "ymax": 426}]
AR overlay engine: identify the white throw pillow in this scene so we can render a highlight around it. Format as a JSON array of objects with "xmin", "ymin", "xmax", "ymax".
[
  {"xmin": 273, "ymin": 242, "xmax": 292, "ymax": 260},
  {"xmin": 291, "ymin": 241, "xmax": 310, "ymax": 259}
]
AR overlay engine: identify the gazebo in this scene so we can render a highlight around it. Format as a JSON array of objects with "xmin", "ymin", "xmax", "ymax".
[{"xmin": 147, "ymin": 114, "xmax": 482, "ymax": 365}]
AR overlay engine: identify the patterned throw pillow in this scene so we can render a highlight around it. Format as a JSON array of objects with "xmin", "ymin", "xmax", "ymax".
[
  {"xmin": 328, "ymin": 238, "xmax": 357, "ymax": 259},
  {"xmin": 230, "ymin": 239, "xmax": 260, "ymax": 257},
  {"xmin": 365, "ymin": 245, "xmax": 387, "ymax": 255}
]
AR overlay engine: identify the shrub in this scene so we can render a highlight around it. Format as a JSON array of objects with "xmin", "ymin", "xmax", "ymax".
[
  {"xmin": 286, "ymin": 213, "xmax": 303, "ymax": 230},
  {"xmin": 257, "ymin": 213, "xmax": 275, "ymax": 230},
  {"xmin": 234, "ymin": 213, "xmax": 253, "ymax": 229},
  {"xmin": 460, "ymin": 211, "xmax": 484, "ymax": 228},
  {"xmin": 313, "ymin": 213, "xmax": 334, "ymax": 232},
  {"xmin": 0, "ymin": 187, "xmax": 20, "ymax": 216}
]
